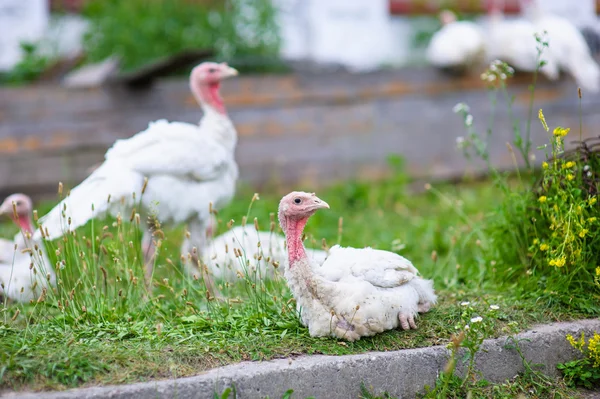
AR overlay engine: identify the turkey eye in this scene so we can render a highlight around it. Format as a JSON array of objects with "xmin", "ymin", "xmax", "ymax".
[
  {"xmin": 208, "ymin": 68, "xmax": 216, "ymax": 73},
  {"xmin": 294, "ymin": 198, "xmax": 301, "ymax": 204}
]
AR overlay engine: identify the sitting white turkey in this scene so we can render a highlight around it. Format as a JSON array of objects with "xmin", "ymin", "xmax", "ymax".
[
  {"xmin": 0, "ymin": 194, "xmax": 55, "ymax": 302},
  {"xmin": 34, "ymin": 62, "xmax": 240, "ymax": 287},
  {"xmin": 278, "ymin": 191, "xmax": 437, "ymax": 341},
  {"xmin": 426, "ymin": 10, "xmax": 487, "ymax": 75}
]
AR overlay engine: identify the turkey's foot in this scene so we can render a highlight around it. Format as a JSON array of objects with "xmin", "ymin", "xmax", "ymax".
[{"xmin": 398, "ymin": 311, "xmax": 417, "ymax": 330}]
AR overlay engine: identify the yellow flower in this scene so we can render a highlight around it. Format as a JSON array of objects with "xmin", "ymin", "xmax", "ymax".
[
  {"xmin": 595, "ymin": 266, "xmax": 600, "ymax": 276},
  {"xmin": 567, "ymin": 334, "xmax": 578, "ymax": 349},
  {"xmin": 562, "ymin": 161, "xmax": 575, "ymax": 169},
  {"xmin": 542, "ymin": 161, "xmax": 549, "ymax": 169},
  {"xmin": 533, "ymin": 238, "xmax": 539, "ymax": 245},
  {"xmin": 538, "ymin": 109, "xmax": 549, "ymax": 131},
  {"xmin": 538, "ymin": 196, "xmax": 547, "ymax": 203},
  {"xmin": 539, "ymin": 243, "xmax": 549, "ymax": 251},
  {"xmin": 589, "ymin": 333, "xmax": 600, "ymax": 367},
  {"xmin": 590, "ymin": 197, "xmax": 597, "ymax": 206},
  {"xmin": 566, "ymin": 174, "xmax": 574, "ymax": 181},
  {"xmin": 553, "ymin": 127, "xmax": 570, "ymax": 137},
  {"xmin": 589, "ymin": 217, "xmax": 597, "ymax": 223},
  {"xmin": 554, "ymin": 256, "xmax": 566, "ymax": 267},
  {"xmin": 579, "ymin": 229, "xmax": 588, "ymax": 238}
]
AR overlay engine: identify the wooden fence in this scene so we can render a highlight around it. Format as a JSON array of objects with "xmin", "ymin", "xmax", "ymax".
[{"xmin": 1, "ymin": 68, "xmax": 600, "ymax": 201}]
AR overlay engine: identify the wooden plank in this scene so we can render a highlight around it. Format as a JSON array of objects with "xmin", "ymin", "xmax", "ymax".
[{"xmin": 1, "ymin": 67, "xmax": 599, "ymax": 201}]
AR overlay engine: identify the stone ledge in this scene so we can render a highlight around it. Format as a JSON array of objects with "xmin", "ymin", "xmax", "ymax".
[{"xmin": 6, "ymin": 319, "xmax": 600, "ymax": 399}]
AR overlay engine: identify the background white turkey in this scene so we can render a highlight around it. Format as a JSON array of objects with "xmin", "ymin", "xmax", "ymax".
[
  {"xmin": 278, "ymin": 191, "xmax": 437, "ymax": 341},
  {"xmin": 0, "ymin": 194, "xmax": 55, "ymax": 303},
  {"xmin": 520, "ymin": 0, "xmax": 600, "ymax": 93},
  {"xmin": 34, "ymin": 61, "xmax": 240, "ymax": 286},
  {"xmin": 426, "ymin": 10, "xmax": 487, "ymax": 76},
  {"xmin": 486, "ymin": 0, "xmax": 559, "ymax": 81},
  {"xmin": 200, "ymin": 223, "xmax": 329, "ymax": 283}
]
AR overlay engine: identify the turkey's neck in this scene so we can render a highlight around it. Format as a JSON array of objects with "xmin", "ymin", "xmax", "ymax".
[
  {"xmin": 285, "ymin": 217, "xmax": 309, "ymax": 265},
  {"xmin": 13, "ymin": 213, "xmax": 33, "ymax": 234},
  {"xmin": 194, "ymin": 82, "xmax": 227, "ymax": 115}
]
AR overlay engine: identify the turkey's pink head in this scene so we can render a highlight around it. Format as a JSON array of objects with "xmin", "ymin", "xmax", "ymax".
[
  {"xmin": 0, "ymin": 193, "xmax": 34, "ymax": 233},
  {"xmin": 439, "ymin": 10, "xmax": 457, "ymax": 25},
  {"xmin": 190, "ymin": 62, "xmax": 239, "ymax": 114},
  {"xmin": 191, "ymin": 62, "xmax": 238, "ymax": 85},
  {"xmin": 278, "ymin": 191, "xmax": 329, "ymax": 233}
]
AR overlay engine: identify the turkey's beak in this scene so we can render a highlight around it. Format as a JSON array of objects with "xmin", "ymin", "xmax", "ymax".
[
  {"xmin": 0, "ymin": 201, "xmax": 12, "ymax": 217},
  {"xmin": 221, "ymin": 65, "xmax": 239, "ymax": 78},
  {"xmin": 309, "ymin": 196, "xmax": 330, "ymax": 211}
]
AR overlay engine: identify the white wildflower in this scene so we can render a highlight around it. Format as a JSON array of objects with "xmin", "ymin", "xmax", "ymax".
[
  {"xmin": 465, "ymin": 325, "xmax": 470, "ymax": 330},
  {"xmin": 460, "ymin": 301, "xmax": 470, "ymax": 306},
  {"xmin": 456, "ymin": 136, "xmax": 465, "ymax": 146},
  {"xmin": 529, "ymin": 153, "xmax": 536, "ymax": 162},
  {"xmin": 453, "ymin": 102, "xmax": 470, "ymax": 114},
  {"xmin": 500, "ymin": 73, "xmax": 507, "ymax": 80},
  {"xmin": 489, "ymin": 305, "xmax": 499, "ymax": 310},
  {"xmin": 584, "ymin": 165, "xmax": 590, "ymax": 171},
  {"xmin": 465, "ymin": 114, "xmax": 473, "ymax": 127},
  {"xmin": 587, "ymin": 171, "xmax": 593, "ymax": 178},
  {"xmin": 470, "ymin": 316, "xmax": 483, "ymax": 323}
]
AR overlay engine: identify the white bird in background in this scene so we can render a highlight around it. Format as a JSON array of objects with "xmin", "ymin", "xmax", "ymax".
[
  {"xmin": 426, "ymin": 9, "xmax": 487, "ymax": 75},
  {"xmin": 278, "ymin": 192, "xmax": 437, "ymax": 341},
  {"xmin": 520, "ymin": 0, "xmax": 600, "ymax": 93},
  {"xmin": 486, "ymin": 0, "xmax": 559, "ymax": 81},
  {"xmin": 0, "ymin": 194, "xmax": 55, "ymax": 303},
  {"xmin": 199, "ymin": 224, "xmax": 329, "ymax": 283},
  {"xmin": 34, "ymin": 62, "xmax": 240, "ymax": 285}
]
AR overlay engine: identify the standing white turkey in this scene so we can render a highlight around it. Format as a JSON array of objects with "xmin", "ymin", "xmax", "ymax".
[
  {"xmin": 486, "ymin": 0, "xmax": 559, "ymax": 80},
  {"xmin": 278, "ymin": 191, "xmax": 437, "ymax": 341},
  {"xmin": 0, "ymin": 194, "xmax": 55, "ymax": 302},
  {"xmin": 520, "ymin": 0, "xmax": 600, "ymax": 93},
  {"xmin": 34, "ymin": 62, "xmax": 240, "ymax": 286},
  {"xmin": 426, "ymin": 10, "xmax": 487, "ymax": 76}
]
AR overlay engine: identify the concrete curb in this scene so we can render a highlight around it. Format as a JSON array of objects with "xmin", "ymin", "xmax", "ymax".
[{"xmin": 7, "ymin": 319, "xmax": 600, "ymax": 399}]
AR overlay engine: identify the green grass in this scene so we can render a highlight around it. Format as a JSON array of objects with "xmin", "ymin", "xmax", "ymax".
[{"xmin": 0, "ymin": 177, "xmax": 597, "ymax": 392}]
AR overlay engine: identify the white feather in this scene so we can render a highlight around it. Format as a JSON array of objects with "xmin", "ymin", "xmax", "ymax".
[{"xmin": 427, "ymin": 21, "xmax": 486, "ymax": 71}]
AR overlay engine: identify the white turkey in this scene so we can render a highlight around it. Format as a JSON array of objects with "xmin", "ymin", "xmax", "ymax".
[
  {"xmin": 0, "ymin": 194, "xmax": 55, "ymax": 302},
  {"xmin": 199, "ymin": 224, "xmax": 329, "ymax": 282},
  {"xmin": 520, "ymin": 0, "xmax": 600, "ymax": 93},
  {"xmin": 485, "ymin": 0, "xmax": 559, "ymax": 80},
  {"xmin": 426, "ymin": 10, "xmax": 487, "ymax": 75},
  {"xmin": 34, "ymin": 62, "xmax": 240, "ymax": 286},
  {"xmin": 278, "ymin": 191, "xmax": 437, "ymax": 341}
]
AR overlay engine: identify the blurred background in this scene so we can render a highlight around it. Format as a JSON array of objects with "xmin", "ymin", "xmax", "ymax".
[{"xmin": 1, "ymin": 0, "xmax": 600, "ymax": 200}]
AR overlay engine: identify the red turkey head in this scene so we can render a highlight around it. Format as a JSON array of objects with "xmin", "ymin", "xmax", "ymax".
[
  {"xmin": 278, "ymin": 191, "xmax": 330, "ymax": 231},
  {"xmin": 439, "ymin": 10, "xmax": 457, "ymax": 25},
  {"xmin": 190, "ymin": 62, "xmax": 238, "ymax": 86},
  {"xmin": 0, "ymin": 193, "xmax": 34, "ymax": 233}
]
